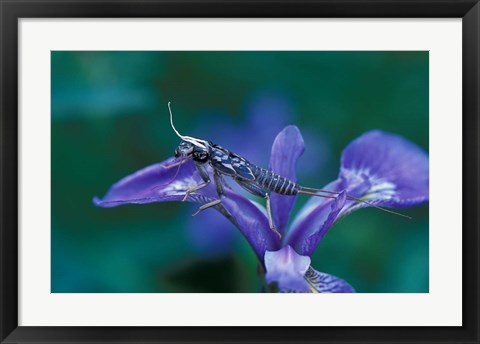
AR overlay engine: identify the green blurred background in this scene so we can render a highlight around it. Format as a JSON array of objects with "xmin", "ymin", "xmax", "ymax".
[{"xmin": 51, "ymin": 51, "xmax": 428, "ymax": 293}]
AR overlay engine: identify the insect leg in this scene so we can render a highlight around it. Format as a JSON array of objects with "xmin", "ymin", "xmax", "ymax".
[
  {"xmin": 214, "ymin": 172, "xmax": 226, "ymax": 195},
  {"xmin": 191, "ymin": 172, "xmax": 228, "ymax": 216},
  {"xmin": 191, "ymin": 199, "xmax": 222, "ymax": 217},
  {"xmin": 182, "ymin": 162, "xmax": 211, "ymax": 202},
  {"xmin": 160, "ymin": 158, "xmax": 188, "ymax": 169},
  {"xmin": 264, "ymin": 195, "xmax": 282, "ymax": 239},
  {"xmin": 235, "ymin": 179, "xmax": 282, "ymax": 239}
]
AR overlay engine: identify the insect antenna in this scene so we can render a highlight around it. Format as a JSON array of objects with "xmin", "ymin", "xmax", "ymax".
[
  {"xmin": 168, "ymin": 101, "xmax": 186, "ymax": 141},
  {"xmin": 168, "ymin": 102, "xmax": 209, "ymax": 149},
  {"xmin": 297, "ymin": 186, "xmax": 412, "ymax": 219}
]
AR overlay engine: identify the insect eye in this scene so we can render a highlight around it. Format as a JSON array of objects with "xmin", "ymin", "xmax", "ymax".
[
  {"xmin": 194, "ymin": 151, "xmax": 208, "ymax": 162},
  {"xmin": 174, "ymin": 148, "xmax": 181, "ymax": 158}
]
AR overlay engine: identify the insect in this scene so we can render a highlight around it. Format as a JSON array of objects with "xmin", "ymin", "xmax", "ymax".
[{"xmin": 163, "ymin": 102, "xmax": 410, "ymax": 239}]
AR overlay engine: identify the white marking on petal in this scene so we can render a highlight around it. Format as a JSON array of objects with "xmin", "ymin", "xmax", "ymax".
[
  {"xmin": 344, "ymin": 167, "xmax": 397, "ymax": 200},
  {"xmin": 363, "ymin": 180, "xmax": 397, "ymax": 200}
]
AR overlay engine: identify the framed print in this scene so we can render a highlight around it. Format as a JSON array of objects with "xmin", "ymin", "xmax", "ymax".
[{"xmin": 1, "ymin": 1, "xmax": 479, "ymax": 343}]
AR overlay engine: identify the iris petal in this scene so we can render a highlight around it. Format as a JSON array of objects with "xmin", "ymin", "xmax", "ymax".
[
  {"xmin": 286, "ymin": 190, "xmax": 347, "ymax": 256},
  {"xmin": 305, "ymin": 266, "xmax": 355, "ymax": 293},
  {"xmin": 93, "ymin": 157, "xmax": 218, "ymax": 207},
  {"xmin": 269, "ymin": 125, "xmax": 305, "ymax": 235},
  {"xmin": 264, "ymin": 245, "xmax": 311, "ymax": 292},
  {"xmin": 221, "ymin": 191, "xmax": 281, "ymax": 262},
  {"xmin": 339, "ymin": 130, "xmax": 429, "ymax": 207}
]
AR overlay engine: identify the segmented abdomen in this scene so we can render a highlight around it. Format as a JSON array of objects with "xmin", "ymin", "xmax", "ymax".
[{"xmin": 252, "ymin": 167, "xmax": 298, "ymax": 195}]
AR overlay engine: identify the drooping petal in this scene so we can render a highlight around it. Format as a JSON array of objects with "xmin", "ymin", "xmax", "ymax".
[
  {"xmin": 339, "ymin": 130, "xmax": 429, "ymax": 207},
  {"xmin": 93, "ymin": 157, "xmax": 218, "ymax": 207},
  {"xmin": 304, "ymin": 266, "xmax": 355, "ymax": 293},
  {"xmin": 286, "ymin": 189, "xmax": 347, "ymax": 256},
  {"xmin": 269, "ymin": 125, "xmax": 305, "ymax": 235},
  {"xmin": 264, "ymin": 245, "xmax": 311, "ymax": 292},
  {"xmin": 221, "ymin": 190, "xmax": 281, "ymax": 262}
]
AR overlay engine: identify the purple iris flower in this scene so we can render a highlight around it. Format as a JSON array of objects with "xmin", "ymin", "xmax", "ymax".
[
  {"xmin": 185, "ymin": 93, "xmax": 328, "ymax": 257},
  {"xmin": 94, "ymin": 126, "xmax": 428, "ymax": 293}
]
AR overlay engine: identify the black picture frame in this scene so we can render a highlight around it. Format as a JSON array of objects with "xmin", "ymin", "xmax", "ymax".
[{"xmin": 1, "ymin": 1, "xmax": 478, "ymax": 343}]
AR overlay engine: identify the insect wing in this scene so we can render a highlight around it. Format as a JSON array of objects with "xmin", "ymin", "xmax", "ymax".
[
  {"xmin": 230, "ymin": 156, "xmax": 256, "ymax": 181},
  {"xmin": 210, "ymin": 148, "xmax": 237, "ymax": 176}
]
